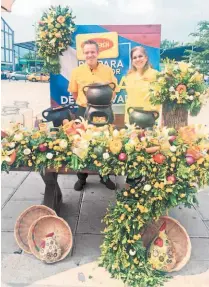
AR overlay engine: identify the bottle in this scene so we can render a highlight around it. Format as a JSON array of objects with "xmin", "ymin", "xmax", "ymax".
[
  {"xmin": 13, "ymin": 101, "xmax": 33, "ymax": 129},
  {"xmin": 1, "ymin": 106, "xmax": 24, "ymax": 131}
]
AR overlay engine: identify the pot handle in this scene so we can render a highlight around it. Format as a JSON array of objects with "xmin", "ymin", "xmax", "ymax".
[
  {"xmin": 42, "ymin": 109, "xmax": 49, "ymax": 120},
  {"xmin": 152, "ymin": 111, "xmax": 159, "ymax": 120},
  {"xmin": 127, "ymin": 107, "xmax": 134, "ymax": 115},
  {"xmin": 109, "ymin": 82, "xmax": 116, "ymax": 91},
  {"xmin": 83, "ymin": 85, "xmax": 90, "ymax": 95}
]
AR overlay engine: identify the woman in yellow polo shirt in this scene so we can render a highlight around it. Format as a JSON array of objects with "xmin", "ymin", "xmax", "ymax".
[{"xmin": 125, "ymin": 46, "xmax": 160, "ymax": 124}]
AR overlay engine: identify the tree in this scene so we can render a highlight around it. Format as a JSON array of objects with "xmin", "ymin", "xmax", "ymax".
[
  {"xmin": 161, "ymin": 39, "xmax": 181, "ymax": 50},
  {"xmin": 186, "ymin": 21, "xmax": 209, "ymax": 75}
]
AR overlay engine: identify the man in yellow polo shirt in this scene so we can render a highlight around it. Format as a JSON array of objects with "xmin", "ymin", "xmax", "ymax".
[{"xmin": 68, "ymin": 39, "xmax": 118, "ymax": 191}]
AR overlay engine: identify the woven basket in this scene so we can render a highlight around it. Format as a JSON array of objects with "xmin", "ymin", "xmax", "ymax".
[
  {"xmin": 141, "ymin": 216, "xmax": 191, "ymax": 272},
  {"xmin": 28, "ymin": 215, "xmax": 73, "ymax": 263},
  {"xmin": 14, "ymin": 205, "xmax": 56, "ymax": 253}
]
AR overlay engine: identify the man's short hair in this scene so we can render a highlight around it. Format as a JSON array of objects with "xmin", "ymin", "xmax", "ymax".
[{"xmin": 83, "ymin": 40, "xmax": 99, "ymax": 52}]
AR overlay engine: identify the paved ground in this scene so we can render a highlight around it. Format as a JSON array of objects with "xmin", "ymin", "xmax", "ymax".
[{"xmin": 1, "ymin": 171, "xmax": 209, "ymax": 286}]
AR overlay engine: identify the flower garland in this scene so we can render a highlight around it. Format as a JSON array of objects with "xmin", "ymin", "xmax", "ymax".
[
  {"xmin": 149, "ymin": 60, "xmax": 208, "ymax": 116},
  {"xmin": 2, "ymin": 120, "xmax": 209, "ymax": 286},
  {"xmin": 36, "ymin": 5, "xmax": 75, "ymax": 74}
]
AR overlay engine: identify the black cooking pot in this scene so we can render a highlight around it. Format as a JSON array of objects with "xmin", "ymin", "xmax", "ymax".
[
  {"xmin": 83, "ymin": 82, "xmax": 116, "ymax": 105},
  {"xmin": 42, "ymin": 105, "xmax": 71, "ymax": 127}
]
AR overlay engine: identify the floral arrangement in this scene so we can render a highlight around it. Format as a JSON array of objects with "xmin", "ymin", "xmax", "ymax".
[
  {"xmin": 149, "ymin": 60, "xmax": 208, "ymax": 116},
  {"xmin": 2, "ymin": 120, "xmax": 209, "ymax": 286},
  {"xmin": 36, "ymin": 5, "xmax": 75, "ymax": 74}
]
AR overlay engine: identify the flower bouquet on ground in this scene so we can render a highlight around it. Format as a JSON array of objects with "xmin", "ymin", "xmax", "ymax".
[
  {"xmin": 149, "ymin": 59, "xmax": 208, "ymax": 128},
  {"xmin": 36, "ymin": 5, "xmax": 75, "ymax": 74}
]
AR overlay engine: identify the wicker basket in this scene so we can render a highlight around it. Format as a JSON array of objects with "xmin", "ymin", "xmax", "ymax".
[
  {"xmin": 28, "ymin": 215, "xmax": 73, "ymax": 263},
  {"xmin": 14, "ymin": 205, "xmax": 56, "ymax": 253},
  {"xmin": 141, "ymin": 216, "xmax": 191, "ymax": 272}
]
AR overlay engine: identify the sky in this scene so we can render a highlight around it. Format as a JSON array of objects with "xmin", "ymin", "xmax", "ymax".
[{"xmin": 2, "ymin": 0, "xmax": 209, "ymax": 44}]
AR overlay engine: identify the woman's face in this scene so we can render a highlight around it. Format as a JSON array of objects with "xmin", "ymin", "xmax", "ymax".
[{"xmin": 132, "ymin": 49, "xmax": 148, "ymax": 70}]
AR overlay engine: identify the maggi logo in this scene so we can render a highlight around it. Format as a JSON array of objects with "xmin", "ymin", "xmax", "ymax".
[{"xmin": 81, "ymin": 38, "xmax": 114, "ymax": 52}]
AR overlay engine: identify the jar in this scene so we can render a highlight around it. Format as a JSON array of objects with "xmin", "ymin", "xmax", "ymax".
[
  {"xmin": 1, "ymin": 106, "xmax": 24, "ymax": 131},
  {"xmin": 14, "ymin": 101, "xmax": 33, "ymax": 129}
]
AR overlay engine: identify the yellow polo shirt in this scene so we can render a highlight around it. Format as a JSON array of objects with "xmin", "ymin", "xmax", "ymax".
[
  {"xmin": 68, "ymin": 63, "xmax": 118, "ymax": 107},
  {"xmin": 125, "ymin": 67, "xmax": 161, "ymax": 123}
]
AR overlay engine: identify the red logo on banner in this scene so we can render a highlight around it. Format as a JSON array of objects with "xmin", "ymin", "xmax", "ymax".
[{"xmin": 81, "ymin": 38, "xmax": 114, "ymax": 52}]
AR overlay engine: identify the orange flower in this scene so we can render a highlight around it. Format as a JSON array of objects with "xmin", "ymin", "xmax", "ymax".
[
  {"xmin": 176, "ymin": 84, "xmax": 187, "ymax": 94},
  {"xmin": 186, "ymin": 146, "xmax": 202, "ymax": 160},
  {"xmin": 57, "ymin": 16, "xmax": 65, "ymax": 24},
  {"xmin": 179, "ymin": 126, "xmax": 196, "ymax": 144}
]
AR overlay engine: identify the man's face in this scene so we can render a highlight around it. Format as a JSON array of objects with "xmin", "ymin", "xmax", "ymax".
[{"xmin": 83, "ymin": 44, "xmax": 99, "ymax": 67}]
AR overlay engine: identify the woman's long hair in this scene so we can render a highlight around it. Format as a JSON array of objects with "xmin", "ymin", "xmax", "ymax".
[{"xmin": 128, "ymin": 46, "xmax": 151, "ymax": 75}]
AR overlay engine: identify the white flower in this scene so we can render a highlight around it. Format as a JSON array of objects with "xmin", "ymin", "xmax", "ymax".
[
  {"xmin": 169, "ymin": 86, "xmax": 175, "ymax": 92},
  {"xmin": 59, "ymin": 139, "xmax": 68, "ymax": 149},
  {"xmin": 144, "ymin": 184, "xmax": 152, "ymax": 191},
  {"xmin": 46, "ymin": 152, "xmax": 53, "ymax": 160},
  {"xmin": 170, "ymin": 146, "xmax": 177, "ymax": 152},
  {"xmin": 93, "ymin": 131, "xmax": 102, "ymax": 138},
  {"xmin": 140, "ymin": 137, "xmax": 146, "ymax": 142},
  {"xmin": 113, "ymin": 129, "xmax": 119, "ymax": 138},
  {"xmin": 14, "ymin": 133, "xmax": 23, "ymax": 142},
  {"xmin": 103, "ymin": 152, "xmax": 110, "ymax": 160},
  {"xmin": 129, "ymin": 249, "xmax": 136, "ymax": 256},
  {"xmin": 23, "ymin": 148, "xmax": 31, "ymax": 155},
  {"xmin": 189, "ymin": 96, "xmax": 194, "ymax": 101},
  {"xmin": 9, "ymin": 142, "xmax": 15, "ymax": 148}
]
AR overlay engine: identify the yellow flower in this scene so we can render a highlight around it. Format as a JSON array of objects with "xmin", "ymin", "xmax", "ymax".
[
  {"xmin": 67, "ymin": 151, "xmax": 72, "ymax": 156},
  {"xmin": 197, "ymin": 158, "xmax": 204, "ymax": 165},
  {"xmin": 91, "ymin": 154, "xmax": 97, "ymax": 159},
  {"xmin": 171, "ymin": 156, "xmax": 177, "ymax": 162},
  {"xmin": 154, "ymin": 182, "xmax": 159, "ymax": 188},
  {"xmin": 180, "ymin": 193, "xmax": 186, "ymax": 198},
  {"xmin": 190, "ymin": 164, "xmax": 196, "ymax": 170},
  {"xmin": 127, "ymin": 208, "xmax": 132, "ymax": 212},
  {"xmin": 190, "ymin": 72, "xmax": 203, "ymax": 83},
  {"xmin": 124, "ymin": 204, "xmax": 129, "ymax": 209},
  {"xmin": 130, "ymin": 188, "xmax": 135, "ymax": 194},
  {"xmin": 109, "ymin": 139, "xmax": 122, "ymax": 154},
  {"xmin": 123, "ymin": 191, "xmax": 128, "ymax": 197},
  {"xmin": 178, "ymin": 62, "xmax": 190, "ymax": 73},
  {"xmin": 120, "ymin": 214, "xmax": 125, "ymax": 221},
  {"xmin": 204, "ymin": 162, "xmax": 209, "ymax": 168},
  {"xmin": 57, "ymin": 15, "xmax": 65, "ymax": 24},
  {"xmin": 159, "ymin": 182, "xmax": 164, "ymax": 189},
  {"xmin": 133, "ymin": 234, "xmax": 141, "ymax": 240},
  {"xmin": 153, "ymin": 167, "xmax": 157, "ymax": 172},
  {"xmin": 166, "ymin": 188, "xmax": 172, "ymax": 193},
  {"xmin": 135, "ymin": 144, "xmax": 142, "ymax": 151},
  {"xmin": 32, "ymin": 156, "xmax": 36, "ymax": 160}
]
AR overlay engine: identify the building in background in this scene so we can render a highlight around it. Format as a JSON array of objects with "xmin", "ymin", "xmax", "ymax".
[
  {"xmin": 14, "ymin": 41, "xmax": 44, "ymax": 72},
  {"xmin": 1, "ymin": 17, "xmax": 15, "ymax": 71}
]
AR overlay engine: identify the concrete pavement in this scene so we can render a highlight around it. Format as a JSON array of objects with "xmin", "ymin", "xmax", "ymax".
[{"xmin": 1, "ymin": 172, "xmax": 209, "ymax": 286}]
